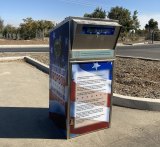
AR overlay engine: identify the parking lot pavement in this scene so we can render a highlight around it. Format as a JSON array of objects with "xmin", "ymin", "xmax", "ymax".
[{"xmin": 0, "ymin": 61, "xmax": 160, "ymax": 147}]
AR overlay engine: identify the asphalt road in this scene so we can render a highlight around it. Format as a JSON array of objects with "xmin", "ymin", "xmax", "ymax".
[
  {"xmin": 0, "ymin": 44, "xmax": 160, "ymax": 59},
  {"xmin": 117, "ymin": 44, "xmax": 160, "ymax": 59},
  {"xmin": 0, "ymin": 47, "xmax": 49, "ymax": 52}
]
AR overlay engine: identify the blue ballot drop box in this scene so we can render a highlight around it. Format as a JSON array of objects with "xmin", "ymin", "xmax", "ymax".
[{"xmin": 49, "ymin": 17, "xmax": 121, "ymax": 139}]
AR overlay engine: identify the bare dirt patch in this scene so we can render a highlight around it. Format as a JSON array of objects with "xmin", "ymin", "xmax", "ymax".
[
  {"xmin": 0, "ymin": 52, "xmax": 159, "ymax": 99},
  {"xmin": 0, "ymin": 39, "xmax": 48, "ymax": 45},
  {"xmin": 114, "ymin": 57, "xmax": 160, "ymax": 99}
]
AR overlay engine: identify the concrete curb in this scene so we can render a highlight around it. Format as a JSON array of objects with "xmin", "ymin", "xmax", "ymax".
[
  {"xmin": 113, "ymin": 94, "xmax": 160, "ymax": 111},
  {"xmin": 24, "ymin": 56, "xmax": 49, "ymax": 74},
  {"xmin": 0, "ymin": 56, "xmax": 160, "ymax": 111},
  {"xmin": 117, "ymin": 42, "xmax": 160, "ymax": 47},
  {"xmin": 116, "ymin": 55, "xmax": 160, "ymax": 61}
]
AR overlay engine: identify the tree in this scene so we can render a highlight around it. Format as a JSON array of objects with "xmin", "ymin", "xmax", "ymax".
[
  {"xmin": 84, "ymin": 7, "xmax": 106, "ymax": 19},
  {"xmin": 1, "ymin": 17, "xmax": 54, "ymax": 40},
  {"xmin": 145, "ymin": 19, "xmax": 158, "ymax": 32},
  {"xmin": 36, "ymin": 20, "xmax": 54, "ymax": 40},
  {"xmin": 43, "ymin": 20, "xmax": 54, "ymax": 37},
  {"xmin": 2, "ymin": 24, "xmax": 12, "ymax": 39},
  {"xmin": 19, "ymin": 17, "xmax": 37, "ymax": 39},
  {"xmin": 108, "ymin": 6, "xmax": 140, "ymax": 41},
  {"xmin": 154, "ymin": 32, "xmax": 160, "ymax": 41},
  {"xmin": 19, "ymin": 17, "xmax": 54, "ymax": 40},
  {"xmin": 145, "ymin": 19, "xmax": 159, "ymax": 42},
  {"xmin": 0, "ymin": 17, "xmax": 4, "ymax": 33},
  {"xmin": 2, "ymin": 24, "xmax": 19, "ymax": 39},
  {"xmin": 108, "ymin": 6, "xmax": 135, "ymax": 32},
  {"xmin": 132, "ymin": 10, "xmax": 140, "ymax": 30}
]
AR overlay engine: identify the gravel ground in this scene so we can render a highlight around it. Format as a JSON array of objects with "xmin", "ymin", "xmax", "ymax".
[{"xmin": 0, "ymin": 52, "xmax": 160, "ymax": 99}]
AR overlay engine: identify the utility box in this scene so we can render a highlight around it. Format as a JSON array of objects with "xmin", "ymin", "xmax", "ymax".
[{"xmin": 49, "ymin": 17, "xmax": 121, "ymax": 139}]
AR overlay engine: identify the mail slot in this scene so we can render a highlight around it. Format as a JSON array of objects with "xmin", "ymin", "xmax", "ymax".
[{"xmin": 49, "ymin": 17, "xmax": 121, "ymax": 139}]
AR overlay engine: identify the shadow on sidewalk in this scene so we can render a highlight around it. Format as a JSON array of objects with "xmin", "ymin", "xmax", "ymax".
[{"xmin": 0, "ymin": 107, "xmax": 65, "ymax": 139}]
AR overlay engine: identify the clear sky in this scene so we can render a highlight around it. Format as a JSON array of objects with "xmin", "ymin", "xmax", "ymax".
[{"xmin": 0, "ymin": 0, "xmax": 160, "ymax": 29}]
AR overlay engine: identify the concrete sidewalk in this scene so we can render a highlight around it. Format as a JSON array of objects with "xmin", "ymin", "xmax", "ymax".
[
  {"xmin": 0, "ymin": 61, "xmax": 160, "ymax": 147},
  {"xmin": 117, "ymin": 41, "xmax": 160, "ymax": 46}
]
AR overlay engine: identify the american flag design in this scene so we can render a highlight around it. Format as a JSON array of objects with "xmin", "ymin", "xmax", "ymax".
[
  {"xmin": 49, "ymin": 22, "xmax": 69, "ymax": 135},
  {"xmin": 70, "ymin": 62, "xmax": 113, "ymax": 137}
]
